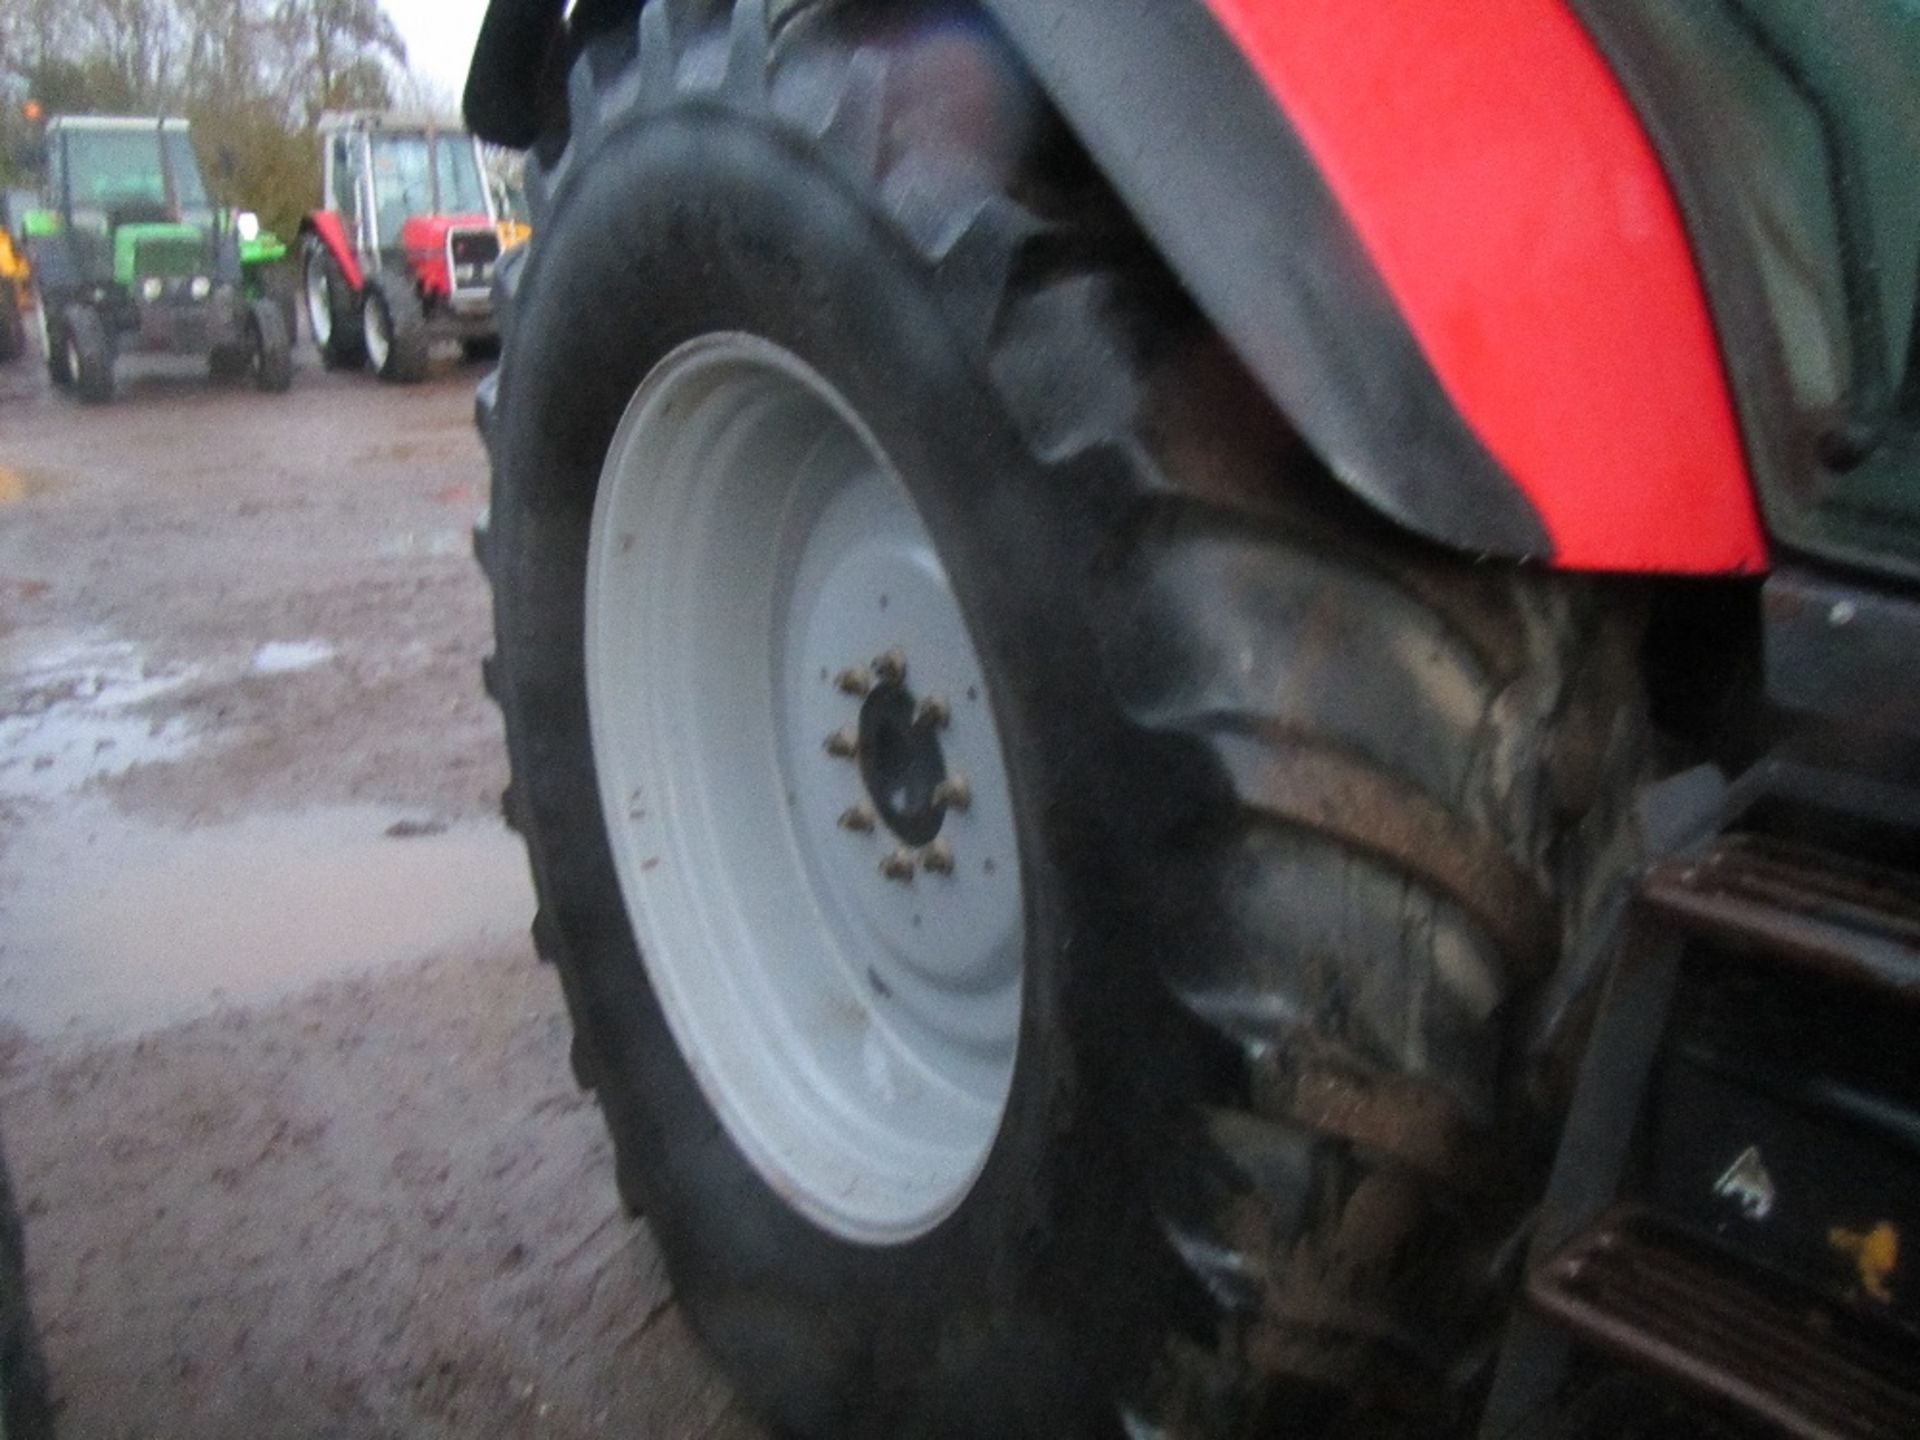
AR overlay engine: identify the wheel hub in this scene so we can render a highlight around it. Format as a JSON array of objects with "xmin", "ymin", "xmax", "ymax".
[{"xmin": 585, "ymin": 333, "xmax": 1024, "ymax": 1245}]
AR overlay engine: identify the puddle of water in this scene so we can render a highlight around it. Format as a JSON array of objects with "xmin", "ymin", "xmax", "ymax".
[
  {"xmin": 0, "ymin": 633, "xmax": 199, "ymax": 801},
  {"xmin": 250, "ymin": 639, "xmax": 335, "ymax": 675},
  {"xmin": 0, "ymin": 805, "xmax": 536, "ymax": 1038}
]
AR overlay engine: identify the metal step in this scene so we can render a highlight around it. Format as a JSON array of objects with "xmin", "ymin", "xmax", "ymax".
[
  {"xmin": 1643, "ymin": 835, "xmax": 1920, "ymax": 1000},
  {"xmin": 1530, "ymin": 1209, "xmax": 1920, "ymax": 1440}
]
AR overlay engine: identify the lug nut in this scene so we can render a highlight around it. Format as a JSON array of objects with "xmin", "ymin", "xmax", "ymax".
[
  {"xmin": 835, "ymin": 666, "xmax": 871, "ymax": 696},
  {"xmin": 932, "ymin": 776, "xmax": 971, "ymax": 812},
  {"xmin": 873, "ymin": 649, "xmax": 907, "ymax": 686},
  {"xmin": 838, "ymin": 804, "xmax": 877, "ymax": 834},
  {"xmin": 879, "ymin": 848, "xmax": 917, "ymax": 883},
  {"xmin": 915, "ymin": 694, "xmax": 951, "ymax": 730},
  {"xmin": 920, "ymin": 840, "xmax": 956, "ymax": 875},
  {"xmin": 824, "ymin": 727, "xmax": 859, "ymax": 759}
]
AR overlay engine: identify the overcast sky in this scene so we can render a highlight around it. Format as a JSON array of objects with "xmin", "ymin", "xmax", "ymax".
[{"xmin": 384, "ymin": 0, "xmax": 491, "ymax": 111}]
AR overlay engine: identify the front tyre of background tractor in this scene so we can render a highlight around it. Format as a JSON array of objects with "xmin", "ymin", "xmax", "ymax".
[
  {"xmin": 362, "ymin": 273, "xmax": 429, "ymax": 384},
  {"xmin": 40, "ymin": 299, "xmax": 72, "ymax": 388},
  {"xmin": 66, "ymin": 304, "xmax": 115, "ymax": 404},
  {"xmin": 481, "ymin": 5, "xmax": 1645, "ymax": 1436},
  {"xmin": 0, "ymin": 285, "xmax": 23, "ymax": 364},
  {"xmin": 302, "ymin": 237, "xmax": 365, "ymax": 370},
  {"xmin": 249, "ymin": 298, "xmax": 293, "ymax": 393}
]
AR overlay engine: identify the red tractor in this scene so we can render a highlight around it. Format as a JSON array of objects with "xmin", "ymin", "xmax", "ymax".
[
  {"xmin": 464, "ymin": 2, "xmax": 1920, "ymax": 1436},
  {"xmin": 298, "ymin": 112, "xmax": 520, "ymax": 382}
]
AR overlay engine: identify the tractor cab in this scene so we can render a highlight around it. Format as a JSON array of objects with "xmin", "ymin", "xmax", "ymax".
[{"xmin": 301, "ymin": 112, "xmax": 516, "ymax": 381}]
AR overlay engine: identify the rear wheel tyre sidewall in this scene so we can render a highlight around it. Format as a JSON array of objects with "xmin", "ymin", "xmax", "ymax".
[{"xmin": 491, "ymin": 118, "xmax": 1205, "ymax": 1436}]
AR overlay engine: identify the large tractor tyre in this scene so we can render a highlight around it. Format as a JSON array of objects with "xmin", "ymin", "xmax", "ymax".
[
  {"xmin": 302, "ymin": 238, "xmax": 365, "ymax": 370},
  {"xmin": 362, "ymin": 273, "xmax": 430, "ymax": 383},
  {"xmin": 0, "ymin": 1133, "xmax": 52, "ymax": 1440},
  {"xmin": 480, "ymin": 4, "xmax": 1645, "ymax": 1436},
  {"xmin": 65, "ymin": 304, "xmax": 114, "ymax": 405},
  {"xmin": 249, "ymin": 299, "xmax": 294, "ymax": 394},
  {"xmin": 0, "ymin": 286, "xmax": 23, "ymax": 364}
]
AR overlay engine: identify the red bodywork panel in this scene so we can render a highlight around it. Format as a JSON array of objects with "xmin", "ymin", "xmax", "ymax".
[
  {"xmin": 305, "ymin": 211, "xmax": 364, "ymax": 292},
  {"xmin": 401, "ymin": 214, "xmax": 492, "ymax": 299},
  {"xmin": 1204, "ymin": 0, "xmax": 1768, "ymax": 574}
]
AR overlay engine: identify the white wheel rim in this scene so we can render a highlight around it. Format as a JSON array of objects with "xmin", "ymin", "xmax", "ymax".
[
  {"xmin": 305, "ymin": 256, "xmax": 333, "ymax": 346},
  {"xmin": 363, "ymin": 293, "xmax": 390, "ymax": 372},
  {"xmin": 586, "ymin": 333, "xmax": 1025, "ymax": 1244}
]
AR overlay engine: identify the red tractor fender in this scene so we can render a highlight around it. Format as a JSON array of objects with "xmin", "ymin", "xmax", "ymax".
[
  {"xmin": 302, "ymin": 212, "xmax": 364, "ymax": 293},
  {"xmin": 1202, "ymin": 0, "xmax": 1765, "ymax": 574},
  {"xmin": 462, "ymin": 0, "xmax": 1769, "ymax": 573}
]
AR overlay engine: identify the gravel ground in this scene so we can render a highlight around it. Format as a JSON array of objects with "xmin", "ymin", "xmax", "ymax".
[{"xmin": 0, "ymin": 341, "xmax": 759, "ymax": 1438}]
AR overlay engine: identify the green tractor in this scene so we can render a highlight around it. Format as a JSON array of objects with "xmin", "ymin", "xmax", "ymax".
[{"xmin": 22, "ymin": 116, "xmax": 294, "ymax": 403}]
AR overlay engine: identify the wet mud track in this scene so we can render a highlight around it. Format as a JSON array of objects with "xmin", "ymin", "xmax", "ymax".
[{"xmin": 0, "ymin": 350, "xmax": 759, "ymax": 1437}]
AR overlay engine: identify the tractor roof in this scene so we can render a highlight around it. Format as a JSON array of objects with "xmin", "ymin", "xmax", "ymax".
[
  {"xmin": 46, "ymin": 115, "xmax": 190, "ymax": 134},
  {"xmin": 317, "ymin": 110, "xmax": 468, "ymax": 137}
]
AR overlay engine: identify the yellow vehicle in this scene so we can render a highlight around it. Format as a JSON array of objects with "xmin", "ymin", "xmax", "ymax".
[{"xmin": 0, "ymin": 227, "xmax": 27, "ymax": 363}]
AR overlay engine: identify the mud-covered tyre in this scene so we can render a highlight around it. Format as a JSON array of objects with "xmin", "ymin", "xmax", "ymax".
[
  {"xmin": 302, "ymin": 238, "xmax": 364, "ymax": 370},
  {"xmin": 0, "ymin": 286, "xmax": 22, "ymax": 364},
  {"xmin": 249, "ymin": 299, "xmax": 293, "ymax": 393},
  {"xmin": 0, "ymin": 1130, "xmax": 53, "ymax": 1440},
  {"xmin": 481, "ymin": 5, "xmax": 1645, "ymax": 1436},
  {"xmin": 66, "ymin": 304, "xmax": 114, "ymax": 405}
]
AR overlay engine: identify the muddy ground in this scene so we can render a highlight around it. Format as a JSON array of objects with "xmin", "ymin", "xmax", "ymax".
[{"xmin": 0, "ymin": 344, "xmax": 759, "ymax": 1437}]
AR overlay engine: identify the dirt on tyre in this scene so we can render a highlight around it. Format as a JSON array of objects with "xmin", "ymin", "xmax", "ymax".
[
  {"xmin": 302, "ymin": 237, "xmax": 365, "ymax": 370},
  {"xmin": 362, "ymin": 273, "xmax": 429, "ymax": 383},
  {"xmin": 480, "ymin": 4, "xmax": 1647, "ymax": 1436}
]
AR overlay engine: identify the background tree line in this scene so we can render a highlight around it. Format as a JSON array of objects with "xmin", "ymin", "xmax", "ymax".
[{"xmin": 0, "ymin": 0, "xmax": 431, "ymax": 239}]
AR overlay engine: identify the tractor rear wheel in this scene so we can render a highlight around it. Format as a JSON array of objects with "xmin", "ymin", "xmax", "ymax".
[
  {"xmin": 481, "ymin": 5, "xmax": 1645, "ymax": 1435},
  {"xmin": 363, "ymin": 273, "xmax": 429, "ymax": 383},
  {"xmin": 66, "ymin": 304, "xmax": 114, "ymax": 405},
  {"xmin": 303, "ymin": 238, "xmax": 364, "ymax": 370}
]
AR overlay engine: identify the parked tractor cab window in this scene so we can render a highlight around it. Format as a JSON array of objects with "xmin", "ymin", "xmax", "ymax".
[
  {"xmin": 331, "ymin": 135, "xmax": 364, "ymax": 244},
  {"xmin": 162, "ymin": 130, "xmax": 212, "ymax": 220},
  {"xmin": 368, "ymin": 132, "xmax": 489, "ymax": 249},
  {"xmin": 65, "ymin": 129, "xmax": 170, "ymax": 220}
]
